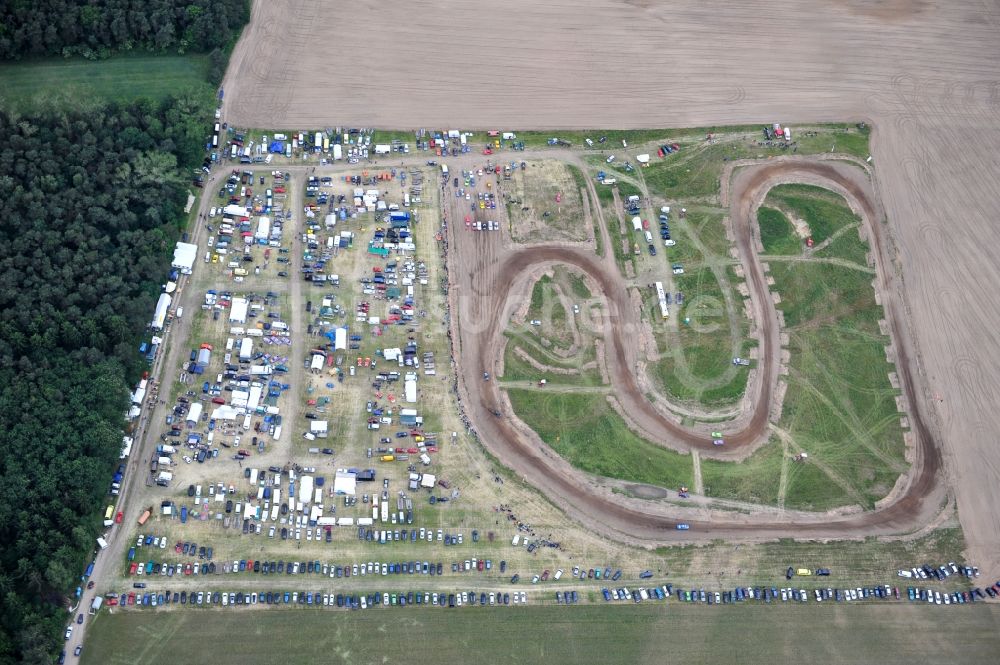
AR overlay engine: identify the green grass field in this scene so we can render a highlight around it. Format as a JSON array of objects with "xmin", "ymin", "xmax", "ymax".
[
  {"xmin": 0, "ymin": 54, "xmax": 213, "ymax": 110},
  {"xmin": 82, "ymin": 603, "xmax": 998, "ymax": 665},
  {"xmin": 770, "ymin": 256, "xmax": 904, "ymax": 510},
  {"xmin": 758, "ymin": 206, "xmax": 803, "ymax": 255},
  {"xmin": 650, "ymin": 266, "xmax": 751, "ymax": 408},
  {"xmin": 700, "ymin": 437, "xmax": 785, "ymax": 504},
  {"xmin": 765, "ymin": 184, "xmax": 861, "ymax": 244},
  {"xmin": 507, "ymin": 389, "xmax": 692, "ymax": 488},
  {"xmin": 501, "ymin": 335, "xmax": 604, "ymax": 387}
]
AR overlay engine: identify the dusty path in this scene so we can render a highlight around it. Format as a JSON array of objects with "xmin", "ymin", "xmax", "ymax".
[{"xmin": 449, "ymin": 156, "xmax": 947, "ymax": 544}]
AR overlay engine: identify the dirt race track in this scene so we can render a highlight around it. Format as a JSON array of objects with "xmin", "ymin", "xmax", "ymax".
[
  {"xmin": 224, "ymin": 1, "xmax": 1000, "ymax": 570},
  {"xmin": 447, "ymin": 156, "xmax": 946, "ymax": 544}
]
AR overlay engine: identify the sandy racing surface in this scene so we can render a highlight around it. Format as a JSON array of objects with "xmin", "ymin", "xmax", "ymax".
[{"xmin": 224, "ymin": 1, "xmax": 1000, "ymax": 567}]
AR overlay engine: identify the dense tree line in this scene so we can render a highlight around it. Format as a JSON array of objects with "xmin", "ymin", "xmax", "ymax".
[
  {"xmin": 0, "ymin": 96, "xmax": 209, "ymax": 664},
  {"xmin": 0, "ymin": 0, "xmax": 249, "ymax": 60}
]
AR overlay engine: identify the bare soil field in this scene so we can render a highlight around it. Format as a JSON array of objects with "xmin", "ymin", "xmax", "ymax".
[
  {"xmin": 222, "ymin": 1, "xmax": 1000, "ymax": 573},
  {"xmin": 505, "ymin": 161, "xmax": 588, "ymax": 243}
]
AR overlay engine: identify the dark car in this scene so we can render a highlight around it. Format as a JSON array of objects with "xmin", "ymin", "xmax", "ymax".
[
  {"xmin": 786, "ymin": 567, "xmax": 794, "ymax": 580},
  {"xmin": 76, "ymin": 614, "xmax": 83, "ymax": 625}
]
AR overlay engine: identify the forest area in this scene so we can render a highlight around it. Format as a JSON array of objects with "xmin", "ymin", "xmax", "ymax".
[
  {"xmin": 0, "ymin": 0, "xmax": 249, "ymax": 61},
  {"xmin": 0, "ymin": 3, "xmax": 244, "ymax": 662},
  {"xmin": 0, "ymin": 84, "xmax": 212, "ymax": 665}
]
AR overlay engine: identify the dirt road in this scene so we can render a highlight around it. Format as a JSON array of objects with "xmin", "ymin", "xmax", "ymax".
[{"xmin": 448, "ymin": 156, "xmax": 947, "ymax": 545}]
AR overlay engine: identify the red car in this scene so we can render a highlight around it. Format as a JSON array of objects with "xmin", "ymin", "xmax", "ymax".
[
  {"xmin": 106, "ymin": 597, "xmax": 118, "ymax": 607},
  {"xmin": 128, "ymin": 562, "xmax": 138, "ymax": 575},
  {"xmin": 115, "ymin": 511, "xmax": 123, "ymax": 524},
  {"xmin": 407, "ymin": 448, "xmax": 418, "ymax": 454},
  {"xmin": 175, "ymin": 541, "xmax": 183, "ymax": 553}
]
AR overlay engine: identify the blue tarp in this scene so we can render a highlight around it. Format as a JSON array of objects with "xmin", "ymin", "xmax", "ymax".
[{"xmin": 269, "ymin": 141, "xmax": 285, "ymax": 153}]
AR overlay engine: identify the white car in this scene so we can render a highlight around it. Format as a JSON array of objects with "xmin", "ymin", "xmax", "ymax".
[
  {"xmin": 520, "ymin": 592, "xmax": 527, "ymax": 604},
  {"xmin": 65, "ymin": 626, "xmax": 73, "ymax": 640},
  {"xmin": 897, "ymin": 569, "xmax": 913, "ymax": 578},
  {"xmin": 606, "ymin": 155, "xmax": 615, "ymax": 163}
]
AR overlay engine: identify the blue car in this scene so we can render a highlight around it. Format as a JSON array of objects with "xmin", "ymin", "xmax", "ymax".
[{"xmin": 676, "ymin": 523, "xmax": 690, "ymax": 530}]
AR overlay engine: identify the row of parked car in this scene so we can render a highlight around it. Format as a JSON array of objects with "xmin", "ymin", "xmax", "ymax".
[
  {"xmin": 117, "ymin": 588, "xmax": 530, "ymax": 609},
  {"xmin": 896, "ymin": 561, "xmax": 978, "ymax": 581},
  {"xmin": 906, "ymin": 585, "xmax": 993, "ymax": 605},
  {"xmin": 600, "ymin": 580, "xmax": 994, "ymax": 606},
  {"xmin": 129, "ymin": 558, "xmax": 513, "ymax": 579}
]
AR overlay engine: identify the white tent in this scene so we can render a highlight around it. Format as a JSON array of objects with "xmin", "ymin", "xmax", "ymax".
[
  {"xmin": 223, "ymin": 204, "xmax": 249, "ymax": 218},
  {"xmin": 420, "ymin": 474, "xmax": 436, "ymax": 489},
  {"xmin": 229, "ymin": 297, "xmax": 248, "ymax": 323},
  {"xmin": 405, "ymin": 379, "xmax": 417, "ymax": 403},
  {"xmin": 247, "ymin": 385, "xmax": 263, "ymax": 412},
  {"xmin": 171, "ymin": 242, "xmax": 198, "ymax": 274},
  {"xmin": 310, "ymin": 420, "xmax": 328, "ymax": 434},
  {"xmin": 239, "ymin": 338, "xmax": 253, "ymax": 360},
  {"xmin": 211, "ymin": 405, "xmax": 239, "ymax": 420},
  {"xmin": 298, "ymin": 475, "xmax": 313, "ymax": 503},
  {"xmin": 334, "ymin": 470, "xmax": 357, "ymax": 496},
  {"xmin": 310, "ymin": 354, "xmax": 325, "ymax": 372},
  {"xmin": 335, "ymin": 328, "xmax": 347, "ymax": 351},
  {"xmin": 151, "ymin": 293, "xmax": 171, "ymax": 330},
  {"xmin": 186, "ymin": 402, "xmax": 203, "ymax": 423},
  {"xmin": 231, "ymin": 389, "xmax": 249, "ymax": 408},
  {"xmin": 255, "ymin": 216, "xmax": 270, "ymax": 240}
]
